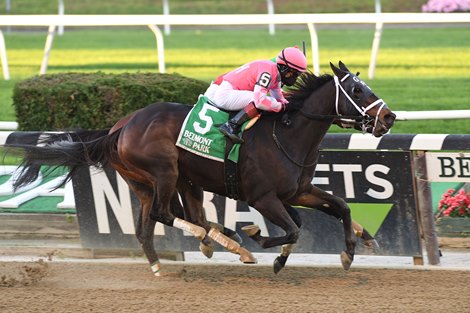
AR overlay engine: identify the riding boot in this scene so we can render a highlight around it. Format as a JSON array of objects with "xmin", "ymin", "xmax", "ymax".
[{"xmin": 219, "ymin": 102, "xmax": 259, "ymax": 144}]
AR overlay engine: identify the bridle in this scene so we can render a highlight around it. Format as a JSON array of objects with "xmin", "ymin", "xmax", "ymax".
[
  {"xmin": 273, "ymin": 72, "xmax": 388, "ymax": 167},
  {"xmin": 333, "ymin": 74, "xmax": 387, "ymax": 134},
  {"xmin": 296, "ymin": 73, "xmax": 387, "ymax": 134}
]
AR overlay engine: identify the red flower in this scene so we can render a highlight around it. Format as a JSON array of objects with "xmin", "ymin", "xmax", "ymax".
[{"xmin": 436, "ymin": 188, "xmax": 470, "ymax": 219}]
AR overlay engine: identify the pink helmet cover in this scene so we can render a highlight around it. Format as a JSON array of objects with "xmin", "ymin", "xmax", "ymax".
[{"xmin": 276, "ymin": 47, "xmax": 307, "ymax": 72}]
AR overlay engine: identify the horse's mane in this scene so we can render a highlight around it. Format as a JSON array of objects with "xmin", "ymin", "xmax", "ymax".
[{"xmin": 284, "ymin": 72, "xmax": 333, "ymax": 111}]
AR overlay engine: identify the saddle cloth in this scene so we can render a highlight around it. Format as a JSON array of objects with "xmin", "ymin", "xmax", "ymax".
[{"xmin": 176, "ymin": 95, "xmax": 242, "ymax": 163}]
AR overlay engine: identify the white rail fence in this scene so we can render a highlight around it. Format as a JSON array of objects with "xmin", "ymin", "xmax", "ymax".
[
  {"xmin": 1, "ymin": 13, "xmax": 470, "ymax": 81},
  {"xmin": 1, "ymin": 109, "xmax": 470, "ymax": 132}
]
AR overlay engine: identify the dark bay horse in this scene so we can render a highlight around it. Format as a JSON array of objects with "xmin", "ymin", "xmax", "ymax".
[{"xmin": 6, "ymin": 62, "xmax": 395, "ymax": 275}]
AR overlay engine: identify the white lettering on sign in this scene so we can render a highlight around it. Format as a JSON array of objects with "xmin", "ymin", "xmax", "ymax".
[
  {"xmin": 0, "ymin": 165, "xmax": 74, "ymax": 209},
  {"xmin": 203, "ymin": 191, "xmax": 219, "ymax": 222},
  {"xmin": 332, "ymin": 164, "xmax": 362, "ymax": 198},
  {"xmin": 224, "ymin": 197, "xmax": 269, "ymax": 236},
  {"xmin": 180, "ymin": 192, "xmax": 269, "ymax": 236},
  {"xmin": 90, "ymin": 167, "xmax": 134, "ymax": 234},
  {"xmin": 311, "ymin": 163, "xmax": 394, "ymax": 200},
  {"xmin": 365, "ymin": 164, "xmax": 393, "ymax": 199},
  {"xmin": 426, "ymin": 152, "xmax": 470, "ymax": 182}
]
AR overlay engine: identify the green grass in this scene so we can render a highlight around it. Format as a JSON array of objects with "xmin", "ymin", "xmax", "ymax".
[
  {"xmin": 0, "ymin": 0, "xmax": 427, "ymax": 14},
  {"xmin": 1, "ymin": 26, "xmax": 469, "ymax": 133}
]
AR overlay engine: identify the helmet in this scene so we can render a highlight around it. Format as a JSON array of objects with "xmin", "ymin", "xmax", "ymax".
[{"xmin": 276, "ymin": 47, "xmax": 307, "ymax": 72}]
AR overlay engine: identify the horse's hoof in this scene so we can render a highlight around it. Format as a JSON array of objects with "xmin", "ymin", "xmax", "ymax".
[
  {"xmin": 340, "ymin": 251, "xmax": 353, "ymax": 271},
  {"xmin": 199, "ymin": 242, "xmax": 214, "ymax": 259},
  {"xmin": 241, "ymin": 224, "xmax": 260, "ymax": 237},
  {"xmin": 273, "ymin": 256, "xmax": 286, "ymax": 274},
  {"xmin": 362, "ymin": 238, "xmax": 380, "ymax": 251},
  {"xmin": 193, "ymin": 226, "xmax": 207, "ymax": 241},
  {"xmin": 238, "ymin": 247, "xmax": 257, "ymax": 264}
]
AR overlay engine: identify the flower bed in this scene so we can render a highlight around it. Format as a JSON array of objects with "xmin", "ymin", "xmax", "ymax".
[
  {"xmin": 436, "ymin": 189, "xmax": 470, "ymax": 218},
  {"xmin": 422, "ymin": 0, "xmax": 470, "ymax": 12},
  {"xmin": 435, "ymin": 188, "xmax": 470, "ymax": 237}
]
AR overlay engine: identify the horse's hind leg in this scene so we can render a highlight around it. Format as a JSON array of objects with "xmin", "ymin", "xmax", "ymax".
[
  {"xmin": 173, "ymin": 184, "xmax": 214, "ymax": 258},
  {"xmin": 124, "ymin": 179, "xmax": 162, "ymax": 275}
]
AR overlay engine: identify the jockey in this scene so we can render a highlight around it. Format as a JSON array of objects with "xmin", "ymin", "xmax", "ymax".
[{"xmin": 204, "ymin": 46, "xmax": 307, "ymax": 144}]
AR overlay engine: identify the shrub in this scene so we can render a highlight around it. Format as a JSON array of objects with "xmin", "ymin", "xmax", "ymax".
[
  {"xmin": 13, "ymin": 72, "xmax": 209, "ymax": 130},
  {"xmin": 422, "ymin": 0, "xmax": 470, "ymax": 12}
]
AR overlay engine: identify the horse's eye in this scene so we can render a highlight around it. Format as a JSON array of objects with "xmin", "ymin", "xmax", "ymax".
[{"xmin": 352, "ymin": 87, "xmax": 362, "ymax": 100}]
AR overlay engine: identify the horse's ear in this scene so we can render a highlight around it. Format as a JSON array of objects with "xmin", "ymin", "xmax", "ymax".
[
  {"xmin": 338, "ymin": 61, "xmax": 350, "ymax": 72},
  {"xmin": 330, "ymin": 62, "xmax": 345, "ymax": 78}
]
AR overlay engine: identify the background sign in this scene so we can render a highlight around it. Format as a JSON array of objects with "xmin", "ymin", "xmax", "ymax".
[
  {"xmin": 73, "ymin": 150, "xmax": 421, "ymax": 256},
  {"xmin": 426, "ymin": 152, "xmax": 470, "ymax": 182}
]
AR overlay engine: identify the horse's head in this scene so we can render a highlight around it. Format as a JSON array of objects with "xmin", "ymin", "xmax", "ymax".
[{"xmin": 330, "ymin": 61, "xmax": 396, "ymax": 137}]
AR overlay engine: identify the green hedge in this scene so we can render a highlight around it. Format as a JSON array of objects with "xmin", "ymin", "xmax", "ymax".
[{"xmin": 13, "ymin": 72, "xmax": 209, "ymax": 130}]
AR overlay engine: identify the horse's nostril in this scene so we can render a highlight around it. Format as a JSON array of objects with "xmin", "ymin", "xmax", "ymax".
[{"xmin": 384, "ymin": 113, "xmax": 396, "ymax": 127}]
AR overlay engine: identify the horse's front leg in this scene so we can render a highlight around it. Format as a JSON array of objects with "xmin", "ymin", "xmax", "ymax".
[
  {"xmin": 241, "ymin": 192, "xmax": 300, "ymax": 272},
  {"xmin": 272, "ymin": 205, "xmax": 302, "ymax": 274},
  {"xmin": 352, "ymin": 220, "xmax": 380, "ymax": 251},
  {"xmin": 290, "ymin": 186, "xmax": 356, "ymax": 270}
]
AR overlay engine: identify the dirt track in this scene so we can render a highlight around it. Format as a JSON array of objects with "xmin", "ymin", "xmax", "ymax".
[{"xmin": 1, "ymin": 260, "xmax": 470, "ymax": 313}]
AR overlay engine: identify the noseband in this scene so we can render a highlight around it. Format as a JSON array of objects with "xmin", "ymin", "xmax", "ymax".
[{"xmin": 333, "ymin": 74, "xmax": 387, "ymax": 134}]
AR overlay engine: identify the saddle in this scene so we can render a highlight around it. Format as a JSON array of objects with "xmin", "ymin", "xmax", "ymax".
[{"xmin": 176, "ymin": 95, "xmax": 260, "ymax": 200}]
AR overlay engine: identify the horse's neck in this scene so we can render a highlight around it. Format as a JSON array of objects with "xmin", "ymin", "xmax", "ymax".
[
  {"xmin": 305, "ymin": 82, "xmax": 337, "ymax": 116},
  {"xmin": 271, "ymin": 111, "xmax": 332, "ymax": 168},
  {"xmin": 289, "ymin": 83, "xmax": 336, "ymax": 147}
]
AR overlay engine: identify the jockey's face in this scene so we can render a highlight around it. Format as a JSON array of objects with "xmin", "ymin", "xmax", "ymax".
[{"xmin": 281, "ymin": 68, "xmax": 301, "ymax": 86}]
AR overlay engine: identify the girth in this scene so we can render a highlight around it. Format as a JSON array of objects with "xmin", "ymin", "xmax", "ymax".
[{"xmin": 223, "ymin": 138, "xmax": 240, "ymax": 200}]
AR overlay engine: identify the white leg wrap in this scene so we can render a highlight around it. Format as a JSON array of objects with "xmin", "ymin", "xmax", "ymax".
[
  {"xmin": 151, "ymin": 262, "xmax": 161, "ymax": 277},
  {"xmin": 173, "ymin": 217, "xmax": 206, "ymax": 240},
  {"xmin": 281, "ymin": 244, "xmax": 295, "ymax": 257},
  {"xmin": 208, "ymin": 228, "xmax": 240, "ymax": 254},
  {"xmin": 208, "ymin": 228, "xmax": 257, "ymax": 263}
]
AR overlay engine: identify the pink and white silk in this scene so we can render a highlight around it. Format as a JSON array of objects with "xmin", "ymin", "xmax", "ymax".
[{"xmin": 204, "ymin": 60, "xmax": 285, "ymax": 112}]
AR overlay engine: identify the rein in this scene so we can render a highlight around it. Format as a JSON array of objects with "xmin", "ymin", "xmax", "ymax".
[
  {"xmin": 298, "ymin": 110, "xmax": 363, "ymax": 121},
  {"xmin": 272, "ymin": 120, "xmax": 317, "ymax": 168}
]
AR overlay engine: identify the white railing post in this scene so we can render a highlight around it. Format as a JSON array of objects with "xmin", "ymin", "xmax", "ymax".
[
  {"xmin": 58, "ymin": 0, "xmax": 65, "ymax": 35},
  {"xmin": 307, "ymin": 23, "xmax": 320, "ymax": 76},
  {"xmin": 368, "ymin": 0, "xmax": 383, "ymax": 79},
  {"xmin": 148, "ymin": 25, "xmax": 166, "ymax": 73},
  {"xmin": 267, "ymin": 0, "xmax": 275, "ymax": 35},
  {"xmin": 40, "ymin": 25, "xmax": 57, "ymax": 75},
  {"xmin": 5, "ymin": 0, "xmax": 11, "ymax": 33},
  {"xmin": 163, "ymin": 0, "xmax": 171, "ymax": 35},
  {"xmin": 0, "ymin": 29, "xmax": 10, "ymax": 80}
]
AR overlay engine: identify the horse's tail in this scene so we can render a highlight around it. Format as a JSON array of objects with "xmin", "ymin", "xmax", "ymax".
[{"xmin": 6, "ymin": 128, "xmax": 121, "ymax": 190}]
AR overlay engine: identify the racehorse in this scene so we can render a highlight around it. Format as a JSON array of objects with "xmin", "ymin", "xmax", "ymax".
[{"xmin": 6, "ymin": 62, "xmax": 395, "ymax": 275}]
